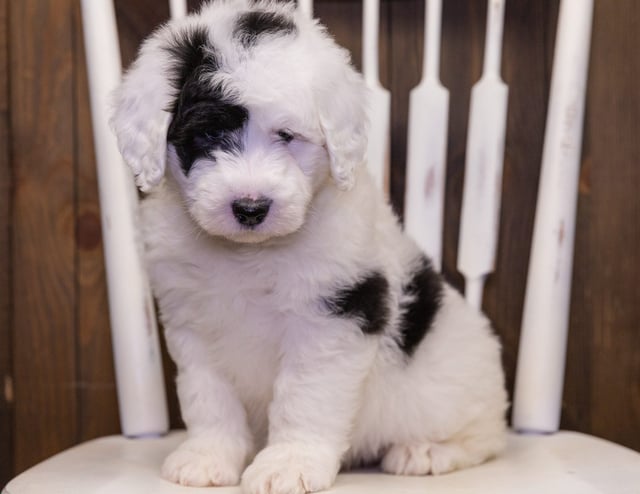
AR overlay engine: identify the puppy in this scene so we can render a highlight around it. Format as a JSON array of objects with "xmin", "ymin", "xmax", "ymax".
[{"xmin": 111, "ymin": 1, "xmax": 508, "ymax": 492}]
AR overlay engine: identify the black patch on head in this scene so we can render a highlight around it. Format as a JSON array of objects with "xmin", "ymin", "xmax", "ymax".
[
  {"xmin": 164, "ymin": 26, "xmax": 216, "ymax": 100},
  {"xmin": 397, "ymin": 256, "xmax": 443, "ymax": 357},
  {"xmin": 324, "ymin": 272, "xmax": 390, "ymax": 335},
  {"xmin": 164, "ymin": 26, "xmax": 249, "ymax": 174},
  {"xmin": 233, "ymin": 10, "xmax": 297, "ymax": 47}
]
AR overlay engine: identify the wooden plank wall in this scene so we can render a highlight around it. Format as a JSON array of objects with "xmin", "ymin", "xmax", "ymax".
[
  {"xmin": 1, "ymin": 0, "xmax": 639, "ymax": 485},
  {"xmin": 11, "ymin": 0, "xmax": 77, "ymax": 472},
  {"xmin": 0, "ymin": 0, "xmax": 12, "ymax": 485}
]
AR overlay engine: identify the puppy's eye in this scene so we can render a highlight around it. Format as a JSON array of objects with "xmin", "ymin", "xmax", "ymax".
[{"xmin": 276, "ymin": 129, "xmax": 294, "ymax": 144}]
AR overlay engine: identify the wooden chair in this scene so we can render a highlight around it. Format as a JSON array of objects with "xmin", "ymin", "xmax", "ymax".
[{"xmin": 5, "ymin": 0, "xmax": 640, "ymax": 492}]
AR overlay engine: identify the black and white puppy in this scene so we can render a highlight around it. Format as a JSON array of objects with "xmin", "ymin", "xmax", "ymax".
[{"xmin": 111, "ymin": 1, "xmax": 508, "ymax": 492}]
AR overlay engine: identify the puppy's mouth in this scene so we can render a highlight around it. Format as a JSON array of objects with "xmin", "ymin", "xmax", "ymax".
[
  {"xmin": 188, "ymin": 193, "xmax": 311, "ymax": 245},
  {"xmin": 221, "ymin": 220, "xmax": 305, "ymax": 245},
  {"xmin": 225, "ymin": 229, "xmax": 275, "ymax": 244}
]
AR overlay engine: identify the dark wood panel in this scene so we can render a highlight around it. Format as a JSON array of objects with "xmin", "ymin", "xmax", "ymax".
[
  {"xmin": 72, "ymin": 1, "xmax": 120, "ymax": 442},
  {"xmin": 0, "ymin": 0, "xmax": 12, "ymax": 487},
  {"xmin": 315, "ymin": 0, "xmax": 363, "ymax": 68},
  {"xmin": 114, "ymin": 0, "xmax": 170, "ymax": 68},
  {"xmin": 484, "ymin": 0, "xmax": 556, "ymax": 412},
  {"xmin": 564, "ymin": 0, "xmax": 640, "ymax": 451},
  {"xmin": 10, "ymin": 0, "xmax": 78, "ymax": 472},
  {"xmin": 388, "ymin": 0, "xmax": 421, "ymax": 215}
]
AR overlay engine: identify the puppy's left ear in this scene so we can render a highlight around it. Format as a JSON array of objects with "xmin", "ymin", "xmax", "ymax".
[
  {"xmin": 110, "ymin": 33, "xmax": 173, "ymax": 192},
  {"xmin": 317, "ymin": 55, "xmax": 368, "ymax": 191}
]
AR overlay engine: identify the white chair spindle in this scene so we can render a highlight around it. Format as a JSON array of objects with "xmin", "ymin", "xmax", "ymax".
[
  {"xmin": 297, "ymin": 0, "xmax": 313, "ymax": 18},
  {"xmin": 457, "ymin": 0, "xmax": 509, "ymax": 310},
  {"xmin": 404, "ymin": 0, "xmax": 449, "ymax": 271},
  {"xmin": 169, "ymin": 0, "xmax": 188, "ymax": 20},
  {"xmin": 80, "ymin": 0, "xmax": 169, "ymax": 438},
  {"xmin": 512, "ymin": 0, "xmax": 595, "ymax": 434},
  {"xmin": 362, "ymin": 0, "xmax": 391, "ymax": 194}
]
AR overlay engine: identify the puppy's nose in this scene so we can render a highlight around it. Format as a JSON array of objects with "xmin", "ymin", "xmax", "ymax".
[{"xmin": 231, "ymin": 197, "xmax": 272, "ymax": 227}]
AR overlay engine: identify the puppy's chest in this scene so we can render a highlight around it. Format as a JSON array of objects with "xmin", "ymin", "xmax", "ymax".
[
  {"xmin": 210, "ymin": 255, "xmax": 313, "ymax": 317},
  {"xmin": 150, "ymin": 240, "xmax": 319, "ymax": 333}
]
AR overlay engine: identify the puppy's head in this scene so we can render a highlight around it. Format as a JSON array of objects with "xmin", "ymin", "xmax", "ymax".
[{"xmin": 111, "ymin": 0, "xmax": 367, "ymax": 243}]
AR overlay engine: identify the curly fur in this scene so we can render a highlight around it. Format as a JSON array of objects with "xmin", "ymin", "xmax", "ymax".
[{"xmin": 111, "ymin": 2, "xmax": 508, "ymax": 493}]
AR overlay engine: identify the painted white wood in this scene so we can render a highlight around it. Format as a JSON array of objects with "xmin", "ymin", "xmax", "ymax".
[
  {"xmin": 169, "ymin": 0, "xmax": 187, "ymax": 20},
  {"xmin": 7, "ymin": 431, "xmax": 640, "ymax": 494},
  {"xmin": 457, "ymin": 0, "xmax": 508, "ymax": 310},
  {"xmin": 297, "ymin": 0, "xmax": 313, "ymax": 18},
  {"xmin": 404, "ymin": 0, "xmax": 449, "ymax": 272},
  {"xmin": 362, "ymin": 0, "xmax": 391, "ymax": 194},
  {"xmin": 512, "ymin": 0, "xmax": 594, "ymax": 434},
  {"xmin": 80, "ymin": 0, "xmax": 169, "ymax": 438}
]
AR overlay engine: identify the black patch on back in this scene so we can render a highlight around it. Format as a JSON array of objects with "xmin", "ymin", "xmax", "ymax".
[
  {"xmin": 397, "ymin": 256, "xmax": 443, "ymax": 356},
  {"xmin": 324, "ymin": 272, "xmax": 390, "ymax": 335},
  {"xmin": 164, "ymin": 26, "xmax": 249, "ymax": 174},
  {"xmin": 233, "ymin": 10, "xmax": 297, "ymax": 47}
]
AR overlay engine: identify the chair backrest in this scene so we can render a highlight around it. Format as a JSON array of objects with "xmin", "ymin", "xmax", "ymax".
[{"xmin": 80, "ymin": 0, "xmax": 593, "ymax": 439}]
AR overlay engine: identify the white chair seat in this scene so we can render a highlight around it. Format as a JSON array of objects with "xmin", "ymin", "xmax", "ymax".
[{"xmin": 5, "ymin": 430, "xmax": 640, "ymax": 494}]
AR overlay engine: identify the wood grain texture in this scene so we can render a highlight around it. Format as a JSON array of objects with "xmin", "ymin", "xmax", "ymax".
[
  {"xmin": 388, "ymin": 0, "xmax": 420, "ymax": 216},
  {"xmin": 0, "ymin": 0, "xmax": 13, "ymax": 487},
  {"xmin": 315, "ymin": 0, "xmax": 363, "ymax": 69},
  {"xmin": 114, "ymin": 0, "xmax": 170, "ymax": 67},
  {"xmin": 10, "ymin": 0, "xmax": 78, "ymax": 472},
  {"xmin": 564, "ymin": 0, "xmax": 640, "ymax": 450}
]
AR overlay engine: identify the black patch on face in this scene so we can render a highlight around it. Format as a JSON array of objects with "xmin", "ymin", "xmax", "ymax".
[
  {"xmin": 324, "ymin": 272, "xmax": 390, "ymax": 335},
  {"xmin": 164, "ymin": 26, "xmax": 249, "ymax": 174},
  {"xmin": 233, "ymin": 10, "xmax": 297, "ymax": 47},
  {"xmin": 167, "ymin": 95, "xmax": 248, "ymax": 174},
  {"xmin": 397, "ymin": 256, "xmax": 443, "ymax": 357}
]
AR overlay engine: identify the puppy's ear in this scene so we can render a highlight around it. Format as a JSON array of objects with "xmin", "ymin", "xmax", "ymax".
[
  {"xmin": 110, "ymin": 32, "xmax": 174, "ymax": 192},
  {"xmin": 317, "ymin": 56, "xmax": 368, "ymax": 191}
]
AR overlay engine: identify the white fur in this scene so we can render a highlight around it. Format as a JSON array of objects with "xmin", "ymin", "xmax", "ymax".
[{"xmin": 111, "ymin": 2, "xmax": 508, "ymax": 493}]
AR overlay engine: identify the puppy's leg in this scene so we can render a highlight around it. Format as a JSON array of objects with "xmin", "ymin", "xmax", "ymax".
[
  {"xmin": 242, "ymin": 319, "xmax": 377, "ymax": 494},
  {"xmin": 162, "ymin": 364, "xmax": 253, "ymax": 486}
]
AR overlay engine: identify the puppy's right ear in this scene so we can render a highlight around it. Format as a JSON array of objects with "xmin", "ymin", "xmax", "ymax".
[
  {"xmin": 110, "ymin": 34, "xmax": 174, "ymax": 192},
  {"xmin": 316, "ymin": 48, "xmax": 368, "ymax": 191}
]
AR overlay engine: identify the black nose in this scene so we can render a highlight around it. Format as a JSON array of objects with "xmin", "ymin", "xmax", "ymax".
[{"xmin": 231, "ymin": 197, "xmax": 272, "ymax": 227}]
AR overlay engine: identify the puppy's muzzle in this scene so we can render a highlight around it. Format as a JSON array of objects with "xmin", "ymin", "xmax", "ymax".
[{"xmin": 232, "ymin": 197, "xmax": 272, "ymax": 227}]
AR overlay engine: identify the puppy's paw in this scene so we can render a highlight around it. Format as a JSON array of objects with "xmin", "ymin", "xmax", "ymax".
[
  {"xmin": 241, "ymin": 442, "xmax": 339, "ymax": 494},
  {"xmin": 161, "ymin": 438, "xmax": 244, "ymax": 487},
  {"xmin": 381, "ymin": 443, "xmax": 432, "ymax": 476},
  {"xmin": 382, "ymin": 437, "xmax": 500, "ymax": 476},
  {"xmin": 428, "ymin": 442, "xmax": 465, "ymax": 475}
]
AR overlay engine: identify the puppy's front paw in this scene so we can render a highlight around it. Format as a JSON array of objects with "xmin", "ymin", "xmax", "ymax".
[
  {"xmin": 161, "ymin": 438, "xmax": 244, "ymax": 487},
  {"xmin": 242, "ymin": 442, "xmax": 340, "ymax": 494}
]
